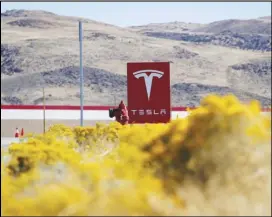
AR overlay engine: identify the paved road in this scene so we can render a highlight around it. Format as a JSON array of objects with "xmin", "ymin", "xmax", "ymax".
[
  {"xmin": 1, "ymin": 137, "xmax": 23, "ymax": 149},
  {"xmin": 1, "ymin": 119, "xmax": 112, "ymax": 137}
]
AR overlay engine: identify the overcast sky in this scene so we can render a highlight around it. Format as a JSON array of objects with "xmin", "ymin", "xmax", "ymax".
[{"xmin": 1, "ymin": 2, "xmax": 271, "ymax": 27}]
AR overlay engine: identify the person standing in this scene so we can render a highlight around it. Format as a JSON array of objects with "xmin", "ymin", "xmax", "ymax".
[{"xmin": 114, "ymin": 100, "xmax": 129, "ymax": 125}]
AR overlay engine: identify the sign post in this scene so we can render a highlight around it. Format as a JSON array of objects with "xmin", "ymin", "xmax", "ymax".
[
  {"xmin": 43, "ymin": 87, "xmax": 46, "ymax": 134},
  {"xmin": 127, "ymin": 62, "xmax": 171, "ymax": 124}
]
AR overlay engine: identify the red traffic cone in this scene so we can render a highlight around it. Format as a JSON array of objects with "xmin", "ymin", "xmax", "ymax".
[
  {"xmin": 20, "ymin": 128, "xmax": 24, "ymax": 137},
  {"xmin": 15, "ymin": 128, "xmax": 19, "ymax": 138}
]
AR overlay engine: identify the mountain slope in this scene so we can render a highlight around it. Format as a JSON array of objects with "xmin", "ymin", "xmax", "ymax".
[
  {"xmin": 192, "ymin": 17, "xmax": 271, "ymax": 35},
  {"xmin": 128, "ymin": 17, "xmax": 271, "ymax": 51},
  {"xmin": 1, "ymin": 10, "xmax": 271, "ymax": 106}
]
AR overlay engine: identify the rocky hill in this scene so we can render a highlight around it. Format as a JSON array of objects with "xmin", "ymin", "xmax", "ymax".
[
  {"xmin": 1, "ymin": 10, "xmax": 271, "ymax": 106},
  {"xmin": 130, "ymin": 17, "xmax": 271, "ymax": 51},
  {"xmin": 142, "ymin": 31, "xmax": 271, "ymax": 52},
  {"xmin": 192, "ymin": 17, "xmax": 271, "ymax": 35}
]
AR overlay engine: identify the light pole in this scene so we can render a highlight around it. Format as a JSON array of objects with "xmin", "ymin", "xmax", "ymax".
[{"xmin": 79, "ymin": 21, "xmax": 84, "ymax": 126}]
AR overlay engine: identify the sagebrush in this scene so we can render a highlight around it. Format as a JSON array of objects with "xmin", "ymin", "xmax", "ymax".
[{"xmin": 1, "ymin": 94, "xmax": 271, "ymax": 216}]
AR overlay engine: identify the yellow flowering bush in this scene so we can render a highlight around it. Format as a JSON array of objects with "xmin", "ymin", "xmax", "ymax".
[{"xmin": 1, "ymin": 94, "xmax": 271, "ymax": 216}]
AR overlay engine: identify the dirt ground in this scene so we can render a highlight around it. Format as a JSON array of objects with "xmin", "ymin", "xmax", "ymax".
[{"xmin": 1, "ymin": 120, "xmax": 112, "ymax": 137}]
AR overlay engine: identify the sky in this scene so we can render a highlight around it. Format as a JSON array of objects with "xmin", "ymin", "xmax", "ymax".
[{"xmin": 1, "ymin": 2, "xmax": 271, "ymax": 27}]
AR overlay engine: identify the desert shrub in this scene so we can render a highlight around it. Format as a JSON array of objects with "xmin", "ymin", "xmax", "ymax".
[{"xmin": 1, "ymin": 94, "xmax": 271, "ymax": 216}]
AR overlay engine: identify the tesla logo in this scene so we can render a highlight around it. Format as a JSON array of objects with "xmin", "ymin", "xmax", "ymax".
[{"xmin": 133, "ymin": 70, "xmax": 164, "ymax": 100}]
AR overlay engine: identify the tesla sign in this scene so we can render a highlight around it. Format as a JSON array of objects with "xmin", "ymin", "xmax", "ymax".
[{"xmin": 127, "ymin": 62, "xmax": 171, "ymax": 123}]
